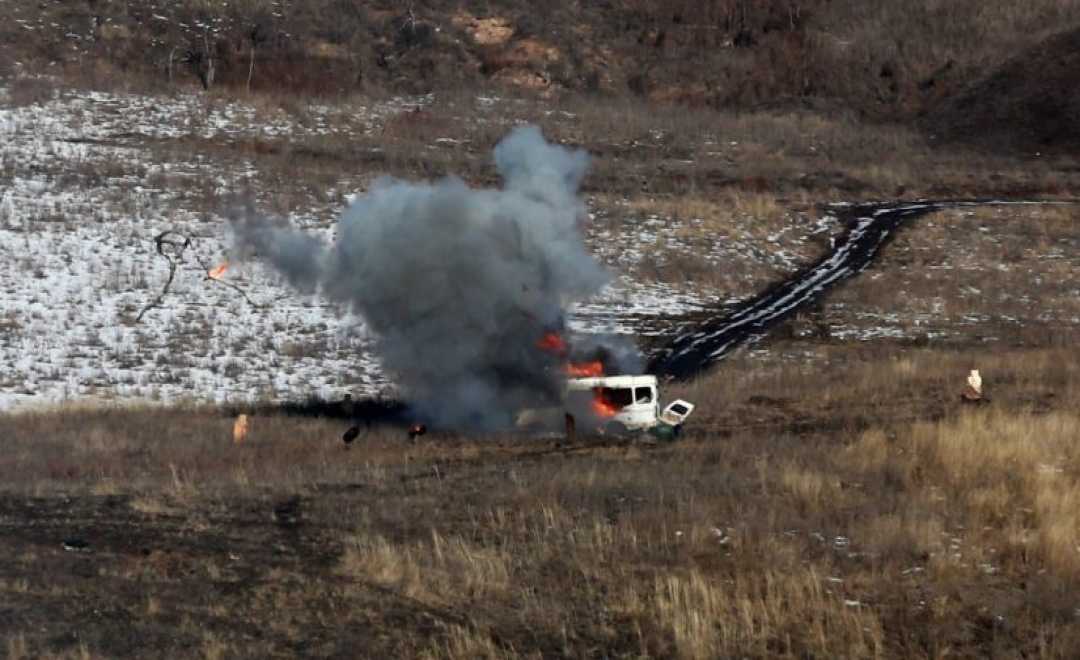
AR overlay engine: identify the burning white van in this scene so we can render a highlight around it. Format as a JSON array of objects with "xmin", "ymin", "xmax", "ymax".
[{"xmin": 517, "ymin": 374, "xmax": 694, "ymax": 438}]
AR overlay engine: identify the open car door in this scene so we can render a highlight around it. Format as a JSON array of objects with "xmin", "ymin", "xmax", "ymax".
[{"xmin": 659, "ymin": 400, "xmax": 695, "ymax": 426}]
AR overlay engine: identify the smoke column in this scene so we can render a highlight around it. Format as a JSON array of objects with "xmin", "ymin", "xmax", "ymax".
[{"xmin": 233, "ymin": 125, "xmax": 633, "ymax": 428}]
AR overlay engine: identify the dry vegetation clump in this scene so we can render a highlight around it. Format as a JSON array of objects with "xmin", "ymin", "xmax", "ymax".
[
  {"xmin": 645, "ymin": 566, "xmax": 885, "ymax": 658},
  {"xmin": 339, "ymin": 530, "xmax": 512, "ymax": 604},
  {"xmin": 2, "ymin": 345, "xmax": 1080, "ymax": 657},
  {"xmin": 910, "ymin": 411, "xmax": 1080, "ymax": 578},
  {"xmin": 600, "ymin": 190, "xmax": 790, "ymax": 232}
]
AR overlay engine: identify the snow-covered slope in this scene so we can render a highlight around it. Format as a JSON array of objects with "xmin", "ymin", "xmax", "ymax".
[{"xmin": 5, "ymin": 87, "xmax": 800, "ymax": 410}]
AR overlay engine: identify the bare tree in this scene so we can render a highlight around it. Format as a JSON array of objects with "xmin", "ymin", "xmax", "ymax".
[
  {"xmin": 236, "ymin": 0, "xmax": 275, "ymax": 93},
  {"xmin": 203, "ymin": 30, "xmax": 215, "ymax": 89}
]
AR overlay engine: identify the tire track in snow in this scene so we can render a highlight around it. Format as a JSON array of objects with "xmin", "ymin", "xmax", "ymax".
[{"xmin": 647, "ymin": 200, "xmax": 1053, "ymax": 381}]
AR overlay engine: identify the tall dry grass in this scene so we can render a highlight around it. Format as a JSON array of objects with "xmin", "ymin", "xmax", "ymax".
[
  {"xmin": 907, "ymin": 410, "xmax": 1080, "ymax": 579},
  {"xmin": 642, "ymin": 566, "xmax": 884, "ymax": 658},
  {"xmin": 3, "ymin": 346, "xmax": 1080, "ymax": 657}
]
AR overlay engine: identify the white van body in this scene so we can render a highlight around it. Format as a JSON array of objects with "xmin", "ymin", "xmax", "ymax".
[
  {"xmin": 512, "ymin": 374, "xmax": 695, "ymax": 434},
  {"xmin": 565, "ymin": 374, "xmax": 661, "ymax": 430}
]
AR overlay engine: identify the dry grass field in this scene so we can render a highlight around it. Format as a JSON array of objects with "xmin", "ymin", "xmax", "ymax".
[{"xmin": 2, "ymin": 344, "xmax": 1079, "ymax": 658}]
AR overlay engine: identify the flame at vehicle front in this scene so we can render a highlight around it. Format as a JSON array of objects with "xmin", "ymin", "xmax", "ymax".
[
  {"xmin": 533, "ymin": 329, "xmax": 627, "ymax": 421},
  {"xmin": 591, "ymin": 388, "xmax": 619, "ymax": 418}
]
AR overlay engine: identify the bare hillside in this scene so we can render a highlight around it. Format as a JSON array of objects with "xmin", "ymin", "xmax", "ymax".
[
  {"xmin": 5, "ymin": 0, "xmax": 1080, "ymax": 128},
  {"xmin": 929, "ymin": 26, "xmax": 1080, "ymax": 152}
]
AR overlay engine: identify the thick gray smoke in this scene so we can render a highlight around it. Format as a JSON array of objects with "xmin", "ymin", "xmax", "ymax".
[{"xmin": 233, "ymin": 125, "xmax": 636, "ymax": 428}]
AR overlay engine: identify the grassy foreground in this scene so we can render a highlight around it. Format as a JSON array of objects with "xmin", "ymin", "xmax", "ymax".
[{"xmin": 2, "ymin": 344, "xmax": 1078, "ymax": 658}]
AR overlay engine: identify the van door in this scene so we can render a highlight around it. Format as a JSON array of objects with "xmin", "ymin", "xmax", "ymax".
[{"xmin": 659, "ymin": 400, "xmax": 695, "ymax": 426}]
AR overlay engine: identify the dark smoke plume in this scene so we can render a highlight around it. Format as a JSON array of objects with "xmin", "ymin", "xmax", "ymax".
[{"xmin": 233, "ymin": 126, "xmax": 635, "ymax": 428}]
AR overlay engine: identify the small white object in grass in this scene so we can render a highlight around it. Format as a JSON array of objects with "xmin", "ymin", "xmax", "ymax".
[
  {"xmin": 967, "ymin": 369, "xmax": 982, "ymax": 395},
  {"xmin": 62, "ymin": 538, "xmax": 90, "ymax": 552}
]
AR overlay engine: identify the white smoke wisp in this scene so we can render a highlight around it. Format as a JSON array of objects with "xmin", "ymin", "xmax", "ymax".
[{"xmin": 233, "ymin": 125, "xmax": 637, "ymax": 428}]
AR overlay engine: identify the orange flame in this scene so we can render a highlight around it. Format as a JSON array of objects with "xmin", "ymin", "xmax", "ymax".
[
  {"xmin": 566, "ymin": 361, "xmax": 604, "ymax": 378},
  {"xmin": 536, "ymin": 331, "xmax": 567, "ymax": 355},
  {"xmin": 233, "ymin": 414, "xmax": 249, "ymax": 444},
  {"xmin": 208, "ymin": 262, "xmax": 229, "ymax": 280},
  {"xmin": 592, "ymin": 389, "xmax": 619, "ymax": 418}
]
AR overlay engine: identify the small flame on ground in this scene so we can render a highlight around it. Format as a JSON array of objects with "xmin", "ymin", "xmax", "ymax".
[
  {"xmin": 536, "ymin": 331, "xmax": 567, "ymax": 355},
  {"xmin": 566, "ymin": 361, "xmax": 604, "ymax": 378},
  {"xmin": 208, "ymin": 262, "xmax": 229, "ymax": 280},
  {"xmin": 233, "ymin": 414, "xmax": 249, "ymax": 444},
  {"xmin": 591, "ymin": 389, "xmax": 619, "ymax": 418}
]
